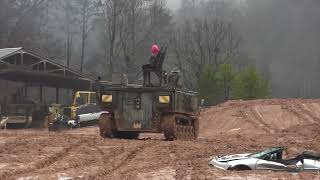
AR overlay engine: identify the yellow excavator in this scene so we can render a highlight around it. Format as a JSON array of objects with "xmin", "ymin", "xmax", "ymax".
[{"xmin": 64, "ymin": 91, "xmax": 97, "ymax": 120}]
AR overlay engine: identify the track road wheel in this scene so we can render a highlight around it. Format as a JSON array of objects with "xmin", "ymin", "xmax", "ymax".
[
  {"xmin": 162, "ymin": 115, "xmax": 177, "ymax": 141},
  {"xmin": 193, "ymin": 118, "xmax": 199, "ymax": 139},
  {"xmin": 180, "ymin": 126, "xmax": 186, "ymax": 140},
  {"xmin": 176, "ymin": 126, "xmax": 181, "ymax": 140},
  {"xmin": 190, "ymin": 126, "xmax": 195, "ymax": 139},
  {"xmin": 98, "ymin": 113, "xmax": 114, "ymax": 138}
]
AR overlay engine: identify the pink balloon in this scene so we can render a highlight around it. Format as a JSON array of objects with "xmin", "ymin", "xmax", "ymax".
[{"xmin": 151, "ymin": 44, "xmax": 160, "ymax": 56}]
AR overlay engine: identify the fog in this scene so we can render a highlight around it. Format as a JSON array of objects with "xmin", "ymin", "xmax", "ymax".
[
  {"xmin": 166, "ymin": 0, "xmax": 181, "ymax": 10},
  {"xmin": 1, "ymin": 0, "xmax": 320, "ymax": 99},
  {"xmin": 170, "ymin": 0, "xmax": 320, "ymax": 98},
  {"xmin": 242, "ymin": 0, "xmax": 320, "ymax": 98}
]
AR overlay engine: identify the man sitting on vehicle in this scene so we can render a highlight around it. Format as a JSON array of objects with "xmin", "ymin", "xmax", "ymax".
[{"xmin": 142, "ymin": 44, "xmax": 167, "ymax": 86}]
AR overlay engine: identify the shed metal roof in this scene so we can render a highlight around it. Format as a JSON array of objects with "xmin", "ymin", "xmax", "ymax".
[
  {"xmin": 0, "ymin": 47, "xmax": 94, "ymax": 90},
  {"xmin": 0, "ymin": 47, "xmax": 22, "ymax": 61}
]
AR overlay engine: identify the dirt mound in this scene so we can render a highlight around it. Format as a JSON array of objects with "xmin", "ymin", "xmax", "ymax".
[
  {"xmin": 1, "ymin": 99, "xmax": 320, "ymax": 179},
  {"xmin": 200, "ymin": 99, "xmax": 320, "ymax": 137}
]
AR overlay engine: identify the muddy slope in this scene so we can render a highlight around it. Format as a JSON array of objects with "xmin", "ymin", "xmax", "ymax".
[{"xmin": 0, "ymin": 99, "xmax": 320, "ymax": 180}]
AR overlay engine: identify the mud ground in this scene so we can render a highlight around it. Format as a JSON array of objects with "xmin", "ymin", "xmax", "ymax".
[{"xmin": 1, "ymin": 99, "xmax": 320, "ymax": 180}]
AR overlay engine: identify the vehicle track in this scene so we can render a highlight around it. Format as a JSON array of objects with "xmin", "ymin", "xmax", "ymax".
[
  {"xmin": 298, "ymin": 104, "xmax": 320, "ymax": 123},
  {"xmin": 1, "ymin": 146, "xmax": 73, "ymax": 179},
  {"xmin": 1, "ymin": 100, "xmax": 320, "ymax": 179},
  {"xmin": 93, "ymin": 145, "xmax": 126, "ymax": 175},
  {"xmin": 171, "ymin": 143, "xmax": 189, "ymax": 180},
  {"xmin": 250, "ymin": 106, "xmax": 277, "ymax": 133},
  {"xmin": 106, "ymin": 142, "xmax": 168, "ymax": 179},
  {"xmin": 283, "ymin": 104, "xmax": 315, "ymax": 124},
  {"xmin": 18, "ymin": 139, "xmax": 103, "ymax": 178},
  {"xmin": 239, "ymin": 108, "xmax": 271, "ymax": 133},
  {"xmin": 89, "ymin": 142, "xmax": 153, "ymax": 179},
  {"xmin": 2, "ymin": 138, "xmax": 88, "ymax": 179}
]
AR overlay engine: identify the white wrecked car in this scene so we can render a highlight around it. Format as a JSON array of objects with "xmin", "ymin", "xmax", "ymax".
[
  {"xmin": 49, "ymin": 104, "xmax": 108, "ymax": 131},
  {"xmin": 209, "ymin": 147, "xmax": 320, "ymax": 171},
  {"xmin": 69, "ymin": 111, "xmax": 109, "ymax": 126},
  {"xmin": 73, "ymin": 104, "xmax": 108, "ymax": 126}
]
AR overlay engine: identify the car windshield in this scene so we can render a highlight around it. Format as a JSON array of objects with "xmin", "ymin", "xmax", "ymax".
[{"xmin": 249, "ymin": 148, "xmax": 282, "ymax": 159}]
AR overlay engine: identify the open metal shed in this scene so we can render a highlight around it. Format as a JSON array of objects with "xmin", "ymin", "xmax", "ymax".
[
  {"xmin": 0, "ymin": 47, "xmax": 94, "ymax": 104},
  {"xmin": 0, "ymin": 47, "xmax": 93, "ymax": 90}
]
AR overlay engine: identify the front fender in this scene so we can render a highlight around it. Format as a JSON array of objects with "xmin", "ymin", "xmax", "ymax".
[{"xmin": 228, "ymin": 159, "xmax": 258, "ymax": 170}]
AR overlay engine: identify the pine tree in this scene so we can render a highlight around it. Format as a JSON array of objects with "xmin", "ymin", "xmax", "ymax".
[
  {"xmin": 217, "ymin": 63, "xmax": 236, "ymax": 101},
  {"xmin": 232, "ymin": 66, "xmax": 270, "ymax": 100},
  {"xmin": 198, "ymin": 65, "xmax": 222, "ymax": 106}
]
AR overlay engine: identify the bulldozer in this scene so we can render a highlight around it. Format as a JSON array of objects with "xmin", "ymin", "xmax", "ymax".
[
  {"xmin": 95, "ymin": 47, "xmax": 199, "ymax": 140},
  {"xmin": 4, "ymin": 93, "xmax": 48, "ymax": 129},
  {"xmin": 47, "ymin": 103, "xmax": 79, "ymax": 131},
  {"xmin": 3, "ymin": 91, "xmax": 98, "ymax": 129}
]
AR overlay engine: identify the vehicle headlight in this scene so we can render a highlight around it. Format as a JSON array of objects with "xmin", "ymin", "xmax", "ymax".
[
  {"xmin": 159, "ymin": 96, "xmax": 170, "ymax": 104},
  {"xmin": 102, "ymin": 95, "xmax": 112, "ymax": 103}
]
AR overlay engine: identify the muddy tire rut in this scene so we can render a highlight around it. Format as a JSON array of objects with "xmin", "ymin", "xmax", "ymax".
[
  {"xmin": 1, "ymin": 138, "xmax": 88, "ymax": 179},
  {"xmin": 1, "ymin": 99, "xmax": 320, "ymax": 179}
]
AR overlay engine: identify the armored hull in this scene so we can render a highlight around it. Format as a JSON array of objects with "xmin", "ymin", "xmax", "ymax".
[{"xmin": 97, "ymin": 85, "xmax": 199, "ymax": 140}]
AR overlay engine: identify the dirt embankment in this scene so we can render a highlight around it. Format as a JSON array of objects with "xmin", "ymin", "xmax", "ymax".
[
  {"xmin": 200, "ymin": 99, "xmax": 320, "ymax": 136},
  {"xmin": 0, "ymin": 99, "xmax": 320, "ymax": 180}
]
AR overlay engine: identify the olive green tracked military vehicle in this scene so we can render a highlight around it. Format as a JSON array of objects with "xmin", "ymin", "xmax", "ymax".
[{"xmin": 95, "ymin": 48, "xmax": 199, "ymax": 140}]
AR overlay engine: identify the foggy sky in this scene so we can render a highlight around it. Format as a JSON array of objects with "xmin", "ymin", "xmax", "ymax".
[
  {"xmin": 167, "ymin": 0, "xmax": 181, "ymax": 10},
  {"xmin": 241, "ymin": 0, "xmax": 320, "ymax": 98},
  {"xmin": 172, "ymin": 0, "xmax": 320, "ymax": 98}
]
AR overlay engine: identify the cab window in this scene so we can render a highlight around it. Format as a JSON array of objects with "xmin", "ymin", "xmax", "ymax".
[
  {"xmin": 75, "ymin": 93, "xmax": 89, "ymax": 106},
  {"xmin": 90, "ymin": 93, "xmax": 97, "ymax": 104}
]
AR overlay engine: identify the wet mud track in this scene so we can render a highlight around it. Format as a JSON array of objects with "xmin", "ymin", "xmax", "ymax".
[
  {"xmin": 0, "ymin": 128, "xmax": 319, "ymax": 180},
  {"xmin": 1, "ymin": 99, "xmax": 320, "ymax": 179}
]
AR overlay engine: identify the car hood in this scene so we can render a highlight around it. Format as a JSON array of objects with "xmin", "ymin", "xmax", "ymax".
[
  {"xmin": 215, "ymin": 153, "xmax": 251, "ymax": 162},
  {"xmin": 78, "ymin": 111, "xmax": 109, "ymax": 116}
]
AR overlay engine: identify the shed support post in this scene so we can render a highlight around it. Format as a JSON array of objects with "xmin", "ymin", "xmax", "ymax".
[
  {"xmin": 56, "ymin": 88, "xmax": 59, "ymax": 104},
  {"xmin": 21, "ymin": 52, "xmax": 24, "ymax": 65},
  {"xmin": 39, "ymin": 86, "xmax": 43, "ymax": 103},
  {"xmin": 24, "ymin": 86, "xmax": 28, "ymax": 97}
]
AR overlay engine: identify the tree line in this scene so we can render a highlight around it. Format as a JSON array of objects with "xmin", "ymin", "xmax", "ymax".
[{"xmin": 0, "ymin": 0, "xmax": 271, "ymax": 106}]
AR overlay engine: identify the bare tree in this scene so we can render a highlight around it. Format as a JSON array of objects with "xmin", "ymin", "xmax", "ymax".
[
  {"xmin": 171, "ymin": 18, "xmax": 241, "ymax": 90},
  {"xmin": 77, "ymin": 0, "xmax": 96, "ymax": 72},
  {"xmin": 97, "ymin": 0, "xmax": 127, "ymax": 78},
  {"xmin": 82, "ymin": 0, "xmax": 171, "ymax": 80},
  {"xmin": 0, "ymin": 0, "xmax": 46, "ymax": 48},
  {"xmin": 65, "ymin": 1, "xmax": 74, "ymax": 67},
  {"xmin": 119, "ymin": 0, "xmax": 171, "ymax": 81},
  {"xmin": 119, "ymin": 0, "xmax": 146, "ymax": 78}
]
